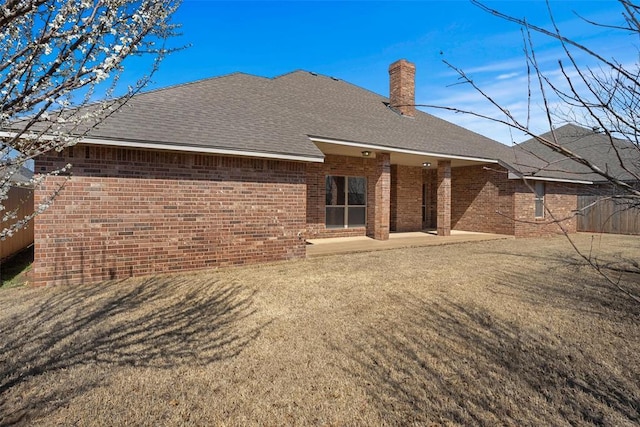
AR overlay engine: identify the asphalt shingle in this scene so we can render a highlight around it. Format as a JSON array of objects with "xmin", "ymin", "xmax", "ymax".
[
  {"xmin": 19, "ymin": 69, "xmax": 632, "ymax": 184},
  {"xmin": 516, "ymin": 124, "xmax": 640, "ymax": 183},
  {"xmin": 86, "ymin": 70, "xmax": 516, "ymax": 162}
]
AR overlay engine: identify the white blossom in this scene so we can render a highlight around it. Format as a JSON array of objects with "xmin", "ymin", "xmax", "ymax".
[
  {"xmin": 94, "ymin": 68, "xmax": 109, "ymax": 81},
  {"xmin": 0, "ymin": 0, "xmax": 181, "ymax": 239}
]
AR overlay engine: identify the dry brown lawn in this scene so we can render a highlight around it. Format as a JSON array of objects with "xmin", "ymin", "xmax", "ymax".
[{"xmin": 1, "ymin": 233, "xmax": 639, "ymax": 426}]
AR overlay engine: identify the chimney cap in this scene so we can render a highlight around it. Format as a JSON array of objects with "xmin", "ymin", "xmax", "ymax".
[{"xmin": 389, "ymin": 59, "xmax": 416, "ymax": 71}]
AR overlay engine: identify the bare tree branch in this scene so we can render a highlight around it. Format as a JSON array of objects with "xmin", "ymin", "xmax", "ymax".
[{"xmin": 430, "ymin": 0, "xmax": 640, "ymax": 302}]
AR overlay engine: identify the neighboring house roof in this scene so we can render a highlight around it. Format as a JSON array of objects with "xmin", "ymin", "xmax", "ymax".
[
  {"xmin": 516, "ymin": 124, "xmax": 640, "ymax": 184},
  {"xmin": 82, "ymin": 70, "xmax": 517, "ymax": 164},
  {"xmin": 1, "ymin": 165, "xmax": 34, "ymax": 185}
]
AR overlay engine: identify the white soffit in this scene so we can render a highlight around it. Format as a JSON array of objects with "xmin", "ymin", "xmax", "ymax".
[{"xmin": 310, "ymin": 136, "xmax": 499, "ymax": 167}]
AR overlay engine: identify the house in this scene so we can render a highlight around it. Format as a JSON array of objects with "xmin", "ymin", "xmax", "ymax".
[
  {"xmin": 28, "ymin": 59, "xmax": 588, "ymax": 286},
  {"xmin": 519, "ymin": 124, "xmax": 640, "ymax": 234},
  {"xmin": 518, "ymin": 123, "xmax": 640, "ymax": 187}
]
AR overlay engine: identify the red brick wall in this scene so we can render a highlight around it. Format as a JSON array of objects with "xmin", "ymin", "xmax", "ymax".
[
  {"xmin": 33, "ymin": 145, "xmax": 307, "ymax": 286},
  {"xmin": 448, "ymin": 164, "xmax": 577, "ymax": 237},
  {"xmin": 514, "ymin": 181, "xmax": 577, "ymax": 237},
  {"xmin": 371, "ymin": 153, "xmax": 391, "ymax": 240},
  {"xmin": 306, "ymin": 159, "xmax": 578, "ymax": 239},
  {"xmin": 437, "ymin": 160, "xmax": 452, "ymax": 236},
  {"xmin": 306, "ymin": 154, "xmax": 376, "ymax": 238},
  {"xmin": 390, "ymin": 165, "xmax": 423, "ymax": 232},
  {"xmin": 451, "ymin": 164, "xmax": 515, "ymax": 235},
  {"xmin": 389, "ymin": 59, "xmax": 416, "ymax": 117}
]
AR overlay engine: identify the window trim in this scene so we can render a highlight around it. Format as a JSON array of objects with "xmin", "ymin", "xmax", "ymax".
[{"xmin": 325, "ymin": 175, "xmax": 367, "ymax": 229}]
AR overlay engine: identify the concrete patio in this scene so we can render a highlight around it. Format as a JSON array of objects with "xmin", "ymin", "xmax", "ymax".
[{"xmin": 305, "ymin": 230, "xmax": 513, "ymax": 257}]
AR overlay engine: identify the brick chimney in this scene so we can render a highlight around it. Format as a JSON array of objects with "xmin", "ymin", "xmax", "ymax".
[{"xmin": 389, "ymin": 59, "xmax": 416, "ymax": 117}]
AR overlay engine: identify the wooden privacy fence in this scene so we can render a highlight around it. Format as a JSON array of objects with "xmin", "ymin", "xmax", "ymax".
[
  {"xmin": 577, "ymin": 195, "xmax": 640, "ymax": 235},
  {"xmin": 0, "ymin": 186, "xmax": 34, "ymax": 260}
]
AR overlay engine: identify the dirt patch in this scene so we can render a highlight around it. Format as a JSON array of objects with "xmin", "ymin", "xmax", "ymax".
[{"xmin": 1, "ymin": 234, "xmax": 638, "ymax": 425}]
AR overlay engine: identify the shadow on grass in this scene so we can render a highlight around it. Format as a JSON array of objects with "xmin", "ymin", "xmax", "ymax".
[
  {"xmin": 334, "ymin": 266, "xmax": 640, "ymax": 425},
  {"xmin": 483, "ymin": 249, "xmax": 640, "ymax": 320},
  {"xmin": 0, "ymin": 275, "xmax": 265, "ymax": 425},
  {"xmin": 0, "ymin": 246, "xmax": 33, "ymax": 289}
]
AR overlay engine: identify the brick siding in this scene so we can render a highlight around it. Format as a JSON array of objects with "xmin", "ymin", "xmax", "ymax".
[
  {"xmin": 33, "ymin": 148, "xmax": 582, "ymax": 286},
  {"xmin": 447, "ymin": 164, "xmax": 577, "ymax": 237},
  {"xmin": 306, "ymin": 154, "xmax": 375, "ymax": 238},
  {"xmin": 306, "ymin": 153, "xmax": 392, "ymax": 239},
  {"xmin": 33, "ymin": 145, "xmax": 307, "ymax": 286},
  {"xmin": 371, "ymin": 153, "xmax": 391, "ymax": 240},
  {"xmin": 514, "ymin": 181, "xmax": 578, "ymax": 237},
  {"xmin": 437, "ymin": 160, "xmax": 452, "ymax": 236},
  {"xmin": 451, "ymin": 164, "xmax": 515, "ymax": 235},
  {"xmin": 390, "ymin": 165, "xmax": 423, "ymax": 232},
  {"xmin": 388, "ymin": 59, "xmax": 416, "ymax": 117},
  {"xmin": 308, "ymin": 159, "xmax": 578, "ymax": 238}
]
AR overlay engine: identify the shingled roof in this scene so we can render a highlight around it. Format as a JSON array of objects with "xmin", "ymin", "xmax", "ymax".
[
  {"xmin": 13, "ymin": 65, "xmax": 610, "ymax": 182},
  {"xmin": 516, "ymin": 124, "xmax": 640, "ymax": 183},
  {"xmin": 84, "ymin": 70, "xmax": 518, "ymax": 164},
  {"xmin": 0, "ymin": 164, "xmax": 33, "ymax": 185}
]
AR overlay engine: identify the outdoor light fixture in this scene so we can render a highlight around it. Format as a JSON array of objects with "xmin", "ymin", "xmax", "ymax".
[
  {"xmin": 422, "ymin": 162, "xmax": 431, "ymax": 168},
  {"xmin": 361, "ymin": 150, "xmax": 371, "ymax": 157}
]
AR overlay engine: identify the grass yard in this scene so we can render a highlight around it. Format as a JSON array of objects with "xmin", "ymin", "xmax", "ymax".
[
  {"xmin": 1, "ymin": 234, "xmax": 639, "ymax": 426},
  {"xmin": 0, "ymin": 247, "xmax": 33, "ymax": 290}
]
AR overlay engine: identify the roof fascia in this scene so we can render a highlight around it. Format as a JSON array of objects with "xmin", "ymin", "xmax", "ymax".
[
  {"xmin": 0, "ymin": 131, "xmax": 325, "ymax": 163},
  {"xmin": 507, "ymin": 171, "xmax": 593, "ymax": 185},
  {"xmin": 309, "ymin": 136, "xmax": 499, "ymax": 164}
]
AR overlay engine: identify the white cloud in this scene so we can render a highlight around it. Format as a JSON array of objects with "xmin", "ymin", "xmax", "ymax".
[
  {"xmin": 412, "ymin": 0, "xmax": 640, "ymax": 146},
  {"xmin": 455, "ymin": 57, "xmax": 526, "ymax": 76},
  {"xmin": 418, "ymin": 61, "xmax": 569, "ymax": 145},
  {"xmin": 497, "ymin": 72, "xmax": 519, "ymax": 80}
]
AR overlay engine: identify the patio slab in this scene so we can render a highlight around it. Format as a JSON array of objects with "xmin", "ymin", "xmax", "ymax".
[{"xmin": 306, "ymin": 230, "xmax": 513, "ymax": 257}]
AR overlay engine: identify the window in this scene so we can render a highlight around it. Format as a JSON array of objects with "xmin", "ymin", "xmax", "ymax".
[
  {"xmin": 325, "ymin": 176, "xmax": 366, "ymax": 228},
  {"xmin": 534, "ymin": 181, "xmax": 545, "ymax": 218}
]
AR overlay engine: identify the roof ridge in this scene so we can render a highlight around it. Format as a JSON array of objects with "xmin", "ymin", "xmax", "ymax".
[
  {"xmin": 272, "ymin": 69, "xmax": 309, "ymax": 79},
  {"xmin": 518, "ymin": 123, "xmax": 619, "ymax": 147},
  {"xmin": 273, "ymin": 69, "xmax": 390, "ymax": 101}
]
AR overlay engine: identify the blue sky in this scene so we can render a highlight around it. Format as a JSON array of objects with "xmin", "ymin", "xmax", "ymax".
[{"xmin": 133, "ymin": 1, "xmax": 632, "ymax": 144}]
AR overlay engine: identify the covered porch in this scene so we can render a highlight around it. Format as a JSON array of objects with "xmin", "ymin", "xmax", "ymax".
[
  {"xmin": 306, "ymin": 230, "xmax": 512, "ymax": 257},
  {"xmin": 308, "ymin": 137, "xmax": 505, "ymax": 241}
]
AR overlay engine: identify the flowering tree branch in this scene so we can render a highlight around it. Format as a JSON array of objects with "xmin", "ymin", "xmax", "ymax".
[{"xmin": 0, "ymin": 0, "xmax": 182, "ymax": 241}]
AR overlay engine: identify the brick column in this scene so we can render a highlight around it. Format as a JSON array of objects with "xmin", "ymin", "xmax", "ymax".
[
  {"xmin": 369, "ymin": 152, "xmax": 391, "ymax": 240},
  {"xmin": 437, "ymin": 160, "xmax": 451, "ymax": 236}
]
